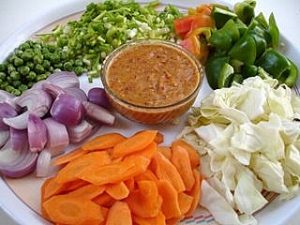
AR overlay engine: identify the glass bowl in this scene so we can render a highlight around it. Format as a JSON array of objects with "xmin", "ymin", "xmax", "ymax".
[{"xmin": 101, "ymin": 40, "xmax": 204, "ymax": 124}]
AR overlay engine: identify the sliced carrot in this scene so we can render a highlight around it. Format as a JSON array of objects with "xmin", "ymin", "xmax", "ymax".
[
  {"xmin": 152, "ymin": 152, "xmax": 185, "ymax": 193},
  {"xmin": 134, "ymin": 212, "xmax": 166, "ymax": 225},
  {"xmin": 178, "ymin": 192, "xmax": 194, "ymax": 215},
  {"xmin": 135, "ymin": 169, "xmax": 158, "ymax": 183},
  {"xmin": 157, "ymin": 180, "xmax": 181, "ymax": 219},
  {"xmin": 63, "ymin": 180, "xmax": 89, "ymax": 193},
  {"xmin": 106, "ymin": 182, "xmax": 130, "ymax": 200},
  {"xmin": 67, "ymin": 184, "xmax": 105, "ymax": 199},
  {"xmin": 172, "ymin": 140, "xmax": 200, "ymax": 168},
  {"xmin": 124, "ymin": 178, "xmax": 135, "ymax": 192},
  {"xmin": 154, "ymin": 132, "xmax": 164, "ymax": 144},
  {"xmin": 93, "ymin": 193, "xmax": 116, "ymax": 208},
  {"xmin": 106, "ymin": 201, "xmax": 132, "ymax": 225},
  {"xmin": 126, "ymin": 180, "xmax": 162, "ymax": 218},
  {"xmin": 158, "ymin": 146, "xmax": 171, "ymax": 160},
  {"xmin": 186, "ymin": 169, "xmax": 201, "ymax": 217},
  {"xmin": 43, "ymin": 195, "xmax": 103, "ymax": 225},
  {"xmin": 77, "ymin": 156, "xmax": 150, "ymax": 185},
  {"xmin": 82, "ymin": 133, "xmax": 126, "ymax": 151},
  {"xmin": 125, "ymin": 142, "xmax": 157, "ymax": 161},
  {"xmin": 100, "ymin": 207, "xmax": 109, "ymax": 225},
  {"xmin": 41, "ymin": 177, "xmax": 67, "ymax": 201},
  {"xmin": 52, "ymin": 148, "xmax": 86, "ymax": 166},
  {"xmin": 112, "ymin": 130, "xmax": 157, "ymax": 158},
  {"xmin": 166, "ymin": 218, "xmax": 180, "ymax": 225},
  {"xmin": 171, "ymin": 145, "xmax": 195, "ymax": 191},
  {"xmin": 55, "ymin": 151, "xmax": 111, "ymax": 184}
]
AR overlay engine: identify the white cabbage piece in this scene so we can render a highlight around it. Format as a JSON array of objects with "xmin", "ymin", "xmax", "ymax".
[
  {"xmin": 280, "ymin": 119, "xmax": 300, "ymax": 144},
  {"xmin": 251, "ymin": 153, "xmax": 288, "ymax": 193},
  {"xmin": 194, "ymin": 123, "xmax": 225, "ymax": 145},
  {"xmin": 200, "ymin": 180, "xmax": 257, "ymax": 225},
  {"xmin": 229, "ymin": 147, "xmax": 252, "ymax": 165},
  {"xmin": 285, "ymin": 144, "xmax": 300, "ymax": 176},
  {"xmin": 234, "ymin": 169, "xmax": 268, "ymax": 215}
]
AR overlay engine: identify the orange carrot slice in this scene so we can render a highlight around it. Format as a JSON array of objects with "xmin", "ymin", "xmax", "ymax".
[
  {"xmin": 43, "ymin": 195, "xmax": 103, "ymax": 225},
  {"xmin": 93, "ymin": 193, "xmax": 115, "ymax": 208},
  {"xmin": 82, "ymin": 133, "xmax": 126, "ymax": 151},
  {"xmin": 157, "ymin": 180, "xmax": 182, "ymax": 219},
  {"xmin": 126, "ymin": 180, "xmax": 162, "ymax": 218},
  {"xmin": 124, "ymin": 178, "xmax": 135, "ymax": 192},
  {"xmin": 172, "ymin": 140, "xmax": 200, "ymax": 168},
  {"xmin": 99, "ymin": 207, "xmax": 109, "ymax": 225},
  {"xmin": 67, "ymin": 184, "xmax": 105, "ymax": 199},
  {"xmin": 178, "ymin": 192, "xmax": 193, "ymax": 215},
  {"xmin": 77, "ymin": 156, "xmax": 150, "ymax": 185},
  {"xmin": 134, "ymin": 211, "xmax": 166, "ymax": 225},
  {"xmin": 152, "ymin": 152, "xmax": 185, "ymax": 193},
  {"xmin": 41, "ymin": 177, "xmax": 67, "ymax": 201},
  {"xmin": 171, "ymin": 145, "xmax": 195, "ymax": 191},
  {"xmin": 112, "ymin": 130, "xmax": 157, "ymax": 158},
  {"xmin": 186, "ymin": 169, "xmax": 201, "ymax": 217},
  {"xmin": 158, "ymin": 146, "xmax": 171, "ymax": 160},
  {"xmin": 55, "ymin": 151, "xmax": 111, "ymax": 184},
  {"xmin": 125, "ymin": 142, "xmax": 157, "ymax": 161},
  {"xmin": 63, "ymin": 180, "xmax": 89, "ymax": 193},
  {"xmin": 106, "ymin": 201, "xmax": 132, "ymax": 225},
  {"xmin": 52, "ymin": 148, "xmax": 86, "ymax": 166},
  {"xmin": 135, "ymin": 169, "xmax": 159, "ymax": 183},
  {"xmin": 166, "ymin": 218, "xmax": 180, "ymax": 225},
  {"xmin": 106, "ymin": 182, "xmax": 130, "ymax": 200}
]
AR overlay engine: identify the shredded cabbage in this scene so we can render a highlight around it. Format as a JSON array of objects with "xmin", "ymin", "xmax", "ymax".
[{"xmin": 181, "ymin": 76, "xmax": 300, "ymax": 225}]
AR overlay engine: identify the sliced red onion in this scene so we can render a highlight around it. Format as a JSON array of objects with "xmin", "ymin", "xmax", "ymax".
[
  {"xmin": 87, "ymin": 87, "xmax": 110, "ymax": 109},
  {"xmin": 0, "ymin": 130, "xmax": 9, "ymax": 148},
  {"xmin": 82, "ymin": 101, "xmax": 115, "ymax": 125},
  {"xmin": 0, "ymin": 103, "xmax": 18, "ymax": 130},
  {"xmin": 43, "ymin": 118, "xmax": 69, "ymax": 149},
  {"xmin": 28, "ymin": 114, "xmax": 47, "ymax": 152},
  {"xmin": 47, "ymin": 146, "xmax": 65, "ymax": 157},
  {"xmin": 50, "ymin": 94, "xmax": 85, "ymax": 126},
  {"xmin": 68, "ymin": 120, "xmax": 93, "ymax": 143},
  {"xmin": 3, "ymin": 111, "xmax": 29, "ymax": 130},
  {"xmin": 31, "ymin": 80, "xmax": 50, "ymax": 90},
  {"xmin": 42, "ymin": 83, "xmax": 66, "ymax": 98},
  {"xmin": 0, "ymin": 90, "xmax": 18, "ymax": 110},
  {"xmin": 0, "ymin": 141, "xmax": 38, "ymax": 178},
  {"xmin": 10, "ymin": 128, "xmax": 28, "ymax": 151},
  {"xmin": 36, "ymin": 150, "xmax": 52, "ymax": 177},
  {"xmin": 65, "ymin": 87, "xmax": 87, "ymax": 102},
  {"xmin": 46, "ymin": 71, "xmax": 79, "ymax": 88}
]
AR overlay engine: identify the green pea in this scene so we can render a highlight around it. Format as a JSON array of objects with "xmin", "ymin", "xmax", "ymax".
[
  {"xmin": 21, "ymin": 50, "xmax": 33, "ymax": 61},
  {"xmin": 11, "ymin": 89, "xmax": 21, "ymax": 96},
  {"xmin": 47, "ymin": 45, "xmax": 57, "ymax": 53},
  {"xmin": 7, "ymin": 55, "xmax": 16, "ymax": 64},
  {"xmin": 74, "ymin": 66, "xmax": 85, "ymax": 75},
  {"xmin": 35, "ymin": 64, "xmax": 44, "ymax": 73},
  {"xmin": 10, "ymin": 71, "xmax": 20, "ymax": 80},
  {"xmin": 15, "ymin": 50, "xmax": 23, "ymax": 58},
  {"xmin": 26, "ymin": 62, "xmax": 34, "ymax": 70},
  {"xmin": 49, "ymin": 66, "xmax": 54, "ymax": 73},
  {"xmin": 6, "ymin": 76, "xmax": 12, "ymax": 83},
  {"xmin": 75, "ymin": 59, "xmax": 83, "ymax": 67},
  {"xmin": 18, "ymin": 66, "xmax": 30, "ymax": 75},
  {"xmin": 14, "ymin": 57, "xmax": 24, "ymax": 67},
  {"xmin": 7, "ymin": 64, "xmax": 16, "ymax": 74},
  {"xmin": 18, "ymin": 84, "xmax": 28, "ymax": 92},
  {"xmin": 12, "ymin": 80, "xmax": 21, "ymax": 88},
  {"xmin": 54, "ymin": 63, "xmax": 63, "ymax": 69},
  {"xmin": 0, "ymin": 72, "xmax": 6, "ymax": 78},
  {"xmin": 27, "ymin": 82, "xmax": 34, "ymax": 88},
  {"xmin": 37, "ymin": 74, "xmax": 48, "ymax": 81},
  {"xmin": 63, "ymin": 62, "xmax": 73, "ymax": 71},
  {"xmin": 27, "ymin": 71, "xmax": 37, "ymax": 81},
  {"xmin": 61, "ymin": 51, "xmax": 69, "ymax": 60},
  {"xmin": 5, "ymin": 85, "xmax": 14, "ymax": 92},
  {"xmin": 33, "ymin": 55, "xmax": 43, "ymax": 64},
  {"xmin": 42, "ymin": 60, "xmax": 51, "ymax": 69},
  {"xmin": 0, "ymin": 63, "xmax": 7, "ymax": 72},
  {"xmin": 49, "ymin": 53, "xmax": 60, "ymax": 64}
]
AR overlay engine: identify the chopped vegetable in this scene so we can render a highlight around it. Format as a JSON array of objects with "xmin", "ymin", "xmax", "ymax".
[
  {"xmin": 181, "ymin": 76, "xmax": 300, "ymax": 225},
  {"xmin": 40, "ymin": 130, "xmax": 201, "ymax": 224}
]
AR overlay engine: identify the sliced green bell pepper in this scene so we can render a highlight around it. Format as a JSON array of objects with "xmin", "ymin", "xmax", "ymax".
[
  {"xmin": 234, "ymin": 0, "xmax": 256, "ymax": 25},
  {"xmin": 269, "ymin": 13, "xmax": 280, "ymax": 48},
  {"xmin": 212, "ymin": 6, "xmax": 237, "ymax": 29},
  {"xmin": 229, "ymin": 34, "xmax": 256, "ymax": 65},
  {"xmin": 218, "ymin": 63, "xmax": 235, "ymax": 88},
  {"xmin": 206, "ymin": 56, "xmax": 230, "ymax": 89},
  {"xmin": 241, "ymin": 64, "xmax": 258, "ymax": 78}
]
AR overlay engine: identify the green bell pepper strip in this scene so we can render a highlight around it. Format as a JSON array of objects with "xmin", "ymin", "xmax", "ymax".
[
  {"xmin": 218, "ymin": 63, "xmax": 235, "ymax": 88},
  {"xmin": 232, "ymin": 74, "xmax": 244, "ymax": 84},
  {"xmin": 212, "ymin": 6, "xmax": 237, "ymax": 29},
  {"xmin": 205, "ymin": 56, "xmax": 230, "ymax": 89},
  {"xmin": 269, "ymin": 13, "xmax": 280, "ymax": 48},
  {"xmin": 230, "ymin": 59, "xmax": 244, "ymax": 73},
  {"xmin": 255, "ymin": 12, "xmax": 268, "ymax": 29},
  {"xmin": 241, "ymin": 64, "xmax": 258, "ymax": 78},
  {"xmin": 235, "ymin": 19, "xmax": 248, "ymax": 36},
  {"xmin": 279, "ymin": 60, "xmax": 299, "ymax": 87},
  {"xmin": 210, "ymin": 19, "xmax": 240, "ymax": 52},
  {"xmin": 229, "ymin": 34, "xmax": 256, "ymax": 65},
  {"xmin": 249, "ymin": 27, "xmax": 267, "ymax": 57},
  {"xmin": 256, "ymin": 48, "xmax": 290, "ymax": 79},
  {"xmin": 234, "ymin": 0, "xmax": 256, "ymax": 25}
]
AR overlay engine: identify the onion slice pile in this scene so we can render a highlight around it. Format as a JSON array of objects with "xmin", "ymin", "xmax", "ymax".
[
  {"xmin": 88, "ymin": 87, "xmax": 110, "ymax": 108},
  {"xmin": 46, "ymin": 71, "xmax": 79, "ymax": 88},
  {"xmin": 10, "ymin": 128, "xmax": 28, "ymax": 152},
  {"xmin": 82, "ymin": 101, "xmax": 115, "ymax": 125},
  {"xmin": 0, "ymin": 103, "xmax": 18, "ymax": 130},
  {"xmin": 44, "ymin": 118, "xmax": 69, "ymax": 150},
  {"xmin": 28, "ymin": 114, "xmax": 47, "ymax": 152}
]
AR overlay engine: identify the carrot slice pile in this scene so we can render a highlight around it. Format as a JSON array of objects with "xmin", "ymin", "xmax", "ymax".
[{"xmin": 41, "ymin": 131, "xmax": 201, "ymax": 225}]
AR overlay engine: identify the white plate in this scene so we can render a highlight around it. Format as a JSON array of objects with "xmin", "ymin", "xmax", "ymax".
[{"xmin": 0, "ymin": 1, "xmax": 300, "ymax": 225}]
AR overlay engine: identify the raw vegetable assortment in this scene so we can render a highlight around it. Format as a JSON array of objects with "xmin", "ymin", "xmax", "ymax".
[
  {"xmin": 41, "ymin": 130, "xmax": 201, "ymax": 225},
  {"xmin": 0, "ymin": 71, "xmax": 115, "ymax": 178},
  {"xmin": 180, "ymin": 75, "xmax": 300, "ymax": 225}
]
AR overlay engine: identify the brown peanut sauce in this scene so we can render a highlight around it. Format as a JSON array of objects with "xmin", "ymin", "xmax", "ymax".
[{"xmin": 106, "ymin": 43, "xmax": 200, "ymax": 107}]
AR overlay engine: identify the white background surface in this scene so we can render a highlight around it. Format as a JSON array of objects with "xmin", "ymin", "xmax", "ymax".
[{"xmin": 0, "ymin": 0, "xmax": 300, "ymax": 224}]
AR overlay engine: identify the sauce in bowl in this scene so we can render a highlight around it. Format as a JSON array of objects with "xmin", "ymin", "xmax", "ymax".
[{"xmin": 102, "ymin": 40, "xmax": 203, "ymax": 124}]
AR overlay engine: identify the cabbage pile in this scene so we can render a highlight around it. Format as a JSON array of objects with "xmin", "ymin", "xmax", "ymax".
[{"xmin": 181, "ymin": 76, "xmax": 300, "ymax": 225}]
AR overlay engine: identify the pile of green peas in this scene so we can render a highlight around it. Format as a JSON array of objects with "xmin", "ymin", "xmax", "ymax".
[{"xmin": 0, "ymin": 40, "xmax": 88, "ymax": 96}]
